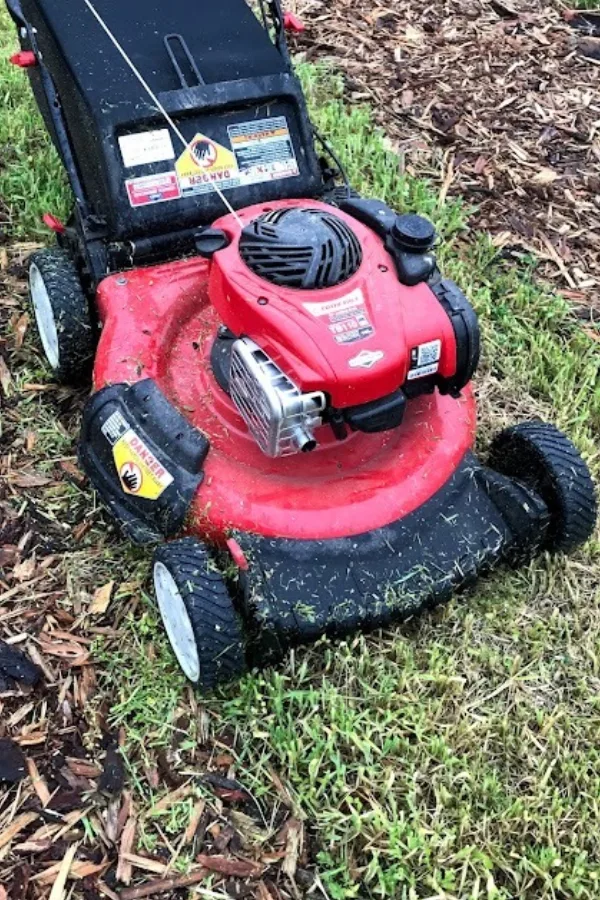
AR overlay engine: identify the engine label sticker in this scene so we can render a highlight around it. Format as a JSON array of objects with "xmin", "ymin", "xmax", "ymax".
[
  {"xmin": 176, "ymin": 133, "xmax": 241, "ymax": 196},
  {"xmin": 119, "ymin": 128, "xmax": 175, "ymax": 168},
  {"xmin": 304, "ymin": 289, "xmax": 374, "ymax": 345},
  {"xmin": 303, "ymin": 288, "xmax": 365, "ymax": 318},
  {"xmin": 407, "ymin": 362, "xmax": 439, "ymax": 381},
  {"xmin": 329, "ymin": 308, "xmax": 374, "ymax": 345},
  {"xmin": 408, "ymin": 340, "xmax": 442, "ymax": 380},
  {"xmin": 414, "ymin": 339, "xmax": 442, "ymax": 368},
  {"xmin": 228, "ymin": 116, "xmax": 299, "ymax": 185},
  {"xmin": 126, "ymin": 172, "xmax": 181, "ymax": 208}
]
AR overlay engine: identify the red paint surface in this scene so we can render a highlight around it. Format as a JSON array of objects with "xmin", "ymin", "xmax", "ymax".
[{"xmin": 94, "ymin": 201, "xmax": 476, "ymax": 542}]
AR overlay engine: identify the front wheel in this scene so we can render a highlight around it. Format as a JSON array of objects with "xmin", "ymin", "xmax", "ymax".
[
  {"xmin": 152, "ymin": 538, "xmax": 246, "ymax": 692},
  {"xmin": 488, "ymin": 422, "xmax": 597, "ymax": 554}
]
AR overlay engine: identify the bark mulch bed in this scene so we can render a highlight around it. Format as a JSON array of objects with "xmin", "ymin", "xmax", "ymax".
[{"xmin": 296, "ymin": 0, "xmax": 600, "ymax": 315}]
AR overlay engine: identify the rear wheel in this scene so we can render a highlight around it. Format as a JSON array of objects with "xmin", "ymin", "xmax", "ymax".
[
  {"xmin": 153, "ymin": 538, "xmax": 246, "ymax": 691},
  {"xmin": 28, "ymin": 248, "xmax": 94, "ymax": 384},
  {"xmin": 488, "ymin": 422, "xmax": 597, "ymax": 553}
]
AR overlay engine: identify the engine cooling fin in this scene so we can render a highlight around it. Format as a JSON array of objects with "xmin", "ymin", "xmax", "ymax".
[{"xmin": 239, "ymin": 207, "xmax": 363, "ymax": 289}]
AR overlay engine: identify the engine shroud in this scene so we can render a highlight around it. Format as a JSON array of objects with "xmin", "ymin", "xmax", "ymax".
[{"xmin": 209, "ymin": 200, "xmax": 459, "ymax": 410}]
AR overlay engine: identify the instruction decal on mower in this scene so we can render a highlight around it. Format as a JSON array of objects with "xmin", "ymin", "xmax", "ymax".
[
  {"xmin": 101, "ymin": 413, "xmax": 173, "ymax": 500},
  {"xmin": 228, "ymin": 116, "xmax": 299, "ymax": 185},
  {"xmin": 174, "ymin": 117, "xmax": 299, "ymax": 198}
]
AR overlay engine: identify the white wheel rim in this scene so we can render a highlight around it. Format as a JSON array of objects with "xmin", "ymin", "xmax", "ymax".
[
  {"xmin": 29, "ymin": 263, "xmax": 60, "ymax": 370},
  {"xmin": 154, "ymin": 562, "xmax": 201, "ymax": 682}
]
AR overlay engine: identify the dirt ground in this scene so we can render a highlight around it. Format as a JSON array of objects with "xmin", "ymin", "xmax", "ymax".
[{"xmin": 296, "ymin": 0, "xmax": 600, "ymax": 316}]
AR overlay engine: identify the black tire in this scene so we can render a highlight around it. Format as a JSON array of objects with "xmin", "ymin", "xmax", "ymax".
[
  {"xmin": 153, "ymin": 538, "xmax": 246, "ymax": 692},
  {"xmin": 488, "ymin": 422, "xmax": 597, "ymax": 553},
  {"xmin": 28, "ymin": 248, "xmax": 95, "ymax": 384}
]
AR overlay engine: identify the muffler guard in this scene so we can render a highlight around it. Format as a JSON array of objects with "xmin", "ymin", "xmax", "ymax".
[
  {"xmin": 79, "ymin": 380, "xmax": 209, "ymax": 544},
  {"xmin": 237, "ymin": 453, "xmax": 549, "ymax": 662}
]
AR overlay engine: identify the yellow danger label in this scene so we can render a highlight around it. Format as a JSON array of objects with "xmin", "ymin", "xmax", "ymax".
[
  {"xmin": 113, "ymin": 430, "xmax": 174, "ymax": 501},
  {"xmin": 175, "ymin": 133, "xmax": 240, "ymax": 196}
]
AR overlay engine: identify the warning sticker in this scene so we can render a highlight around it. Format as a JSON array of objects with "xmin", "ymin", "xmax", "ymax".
[
  {"xmin": 119, "ymin": 129, "xmax": 175, "ymax": 168},
  {"xmin": 228, "ymin": 116, "xmax": 299, "ymax": 186},
  {"xmin": 112, "ymin": 429, "xmax": 173, "ymax": 500},
  {"xmin": 176, "ymin": 133, "xmax": 241, "ymax": 197},
  {"xmin": 126, "ymin": 172, "xmax": 181, "ymax": 208}
]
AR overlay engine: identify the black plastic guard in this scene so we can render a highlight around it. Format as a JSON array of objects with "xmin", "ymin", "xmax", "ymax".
[
  {"xmin": 236, "ymin": 453, "xmax": 548, "ymax": 662},
  {"xmin": 79, "ymin": 380, "xmax": 209, "ymax": 544}
]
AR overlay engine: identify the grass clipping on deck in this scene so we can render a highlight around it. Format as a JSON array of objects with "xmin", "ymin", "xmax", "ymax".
[{"xmin": 1, "ymin": 12, "xmax": 600, "ymax": 900}]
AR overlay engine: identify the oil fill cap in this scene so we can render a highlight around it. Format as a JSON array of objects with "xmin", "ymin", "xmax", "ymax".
[{"xmin": 392, "ymin": 214, "xmax": 436, "ymax": 252}]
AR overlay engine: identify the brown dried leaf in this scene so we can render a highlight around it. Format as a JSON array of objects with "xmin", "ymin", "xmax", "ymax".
[
  {"xmin": 0, "ymin": 812, "xmax": 40, "ymax": 851},
  {"xmin": 121, "ymin": 853, "xmax": 168, "ymax": 875},
  {"xmin": 117, "ymin": 817, "xmax": 136, "ymax": 885},
  {"xmin": 11, "ymin": 472, "xmax": 54, "ymax": 488},
  {"xmin": 282, "ymin": 818, "xmax": 303, "ymax": 879},
  {"xmin": 13, "ymin": 313, "xmax": 29, "ymax": 349},
  {"xmin": 12, "ymin": 555, "xmax": 36, "ymax": 583},
  {"xmin": 0, "ymin": 356, "xmax": 13, "ymax": 395},
  {"xmin": 184, "ymin": 799, "xmax": 206, "ymax": 844},
  {"xmin": 532, "ymin": 167, "xmax": 559, "ymax": 185},
  {"xmin": 38, "ymin": 639, "xmax": 90, "ymax": 665},
  {"xmin": 66, "ymin": 757, "xmax": 102, "ymax": 779},
  {"xmin": 27, "ymin": 757, "xmax": 51, "ymax": 807},
  {"xmin": 33, "ymin": 856, "xmax": 105, "ymax": 887},
  {"xmin": 90, "ymin": 581, "xmax": 115, "ymax": 616},
  {"xmin": 196, "ymin": 854, "xmax": 263, "ymax": 878}
]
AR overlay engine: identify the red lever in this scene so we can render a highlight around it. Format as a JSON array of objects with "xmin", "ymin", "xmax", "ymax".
[
  {"xmin": 283, "ymin": 12, "xmax": 306, "ymax": 34},
  {"xmin": 9, "ymin": 51, "xmax": 37, "ymax": 68},
  {"xmin": 226, "ymin": 538, "xmax": 249, "ymax": 572},
  {"xmin": 42, "ymin": 213, "xmax": 66, "ymax": 235}
]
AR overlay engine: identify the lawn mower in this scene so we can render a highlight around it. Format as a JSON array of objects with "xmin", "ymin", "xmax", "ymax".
[{"xmin": 6, "ymin": 0, "xmax": 597, "ymax": 691}]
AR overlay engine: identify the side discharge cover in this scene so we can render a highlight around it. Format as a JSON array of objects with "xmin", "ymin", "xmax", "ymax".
[{"xmin": 79, "ymin": 379, "xmax": 209, "ymax": 543}]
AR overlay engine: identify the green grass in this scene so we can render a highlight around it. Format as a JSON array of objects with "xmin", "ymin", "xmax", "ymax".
[
  {"xmin": 2, "ymin": 9, "xmax": 600, "ymax": 900},
  {"xmin": 0, "ymin": 20, "xmax": 69, "ymax": 236}
]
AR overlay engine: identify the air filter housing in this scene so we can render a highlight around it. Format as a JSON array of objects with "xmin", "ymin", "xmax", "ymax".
[{"xmin": 239, "ymin": 207, "xmax": 363, "ymax": 290}]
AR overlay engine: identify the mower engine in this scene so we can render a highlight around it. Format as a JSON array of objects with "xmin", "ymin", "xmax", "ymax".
[{"xmin": 209, "ymin": 203, "xmax": 480, "ymax": 457}]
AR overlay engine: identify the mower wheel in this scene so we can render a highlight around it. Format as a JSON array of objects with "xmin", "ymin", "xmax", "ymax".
[
  {"xmin": 488, "ymin": 422, "xmax": 597, "ymax": 553},
  {"xmin": 28, "ymin": 248, "xmax": 94, "ymax": 384},
  {"xmin": 152, "ymin": 538, "xmax": 246, "ymax": 691}
]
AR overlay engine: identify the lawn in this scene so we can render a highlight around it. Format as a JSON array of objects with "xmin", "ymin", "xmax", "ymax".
[{"xmin": 1, "ymin": 4, "xmax": 599, "ymax": 899}]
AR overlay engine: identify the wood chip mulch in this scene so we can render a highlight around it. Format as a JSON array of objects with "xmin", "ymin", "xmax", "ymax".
[{"xmin": 295, "ymin": 0, "xmax": 600, "ymax": 314}]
